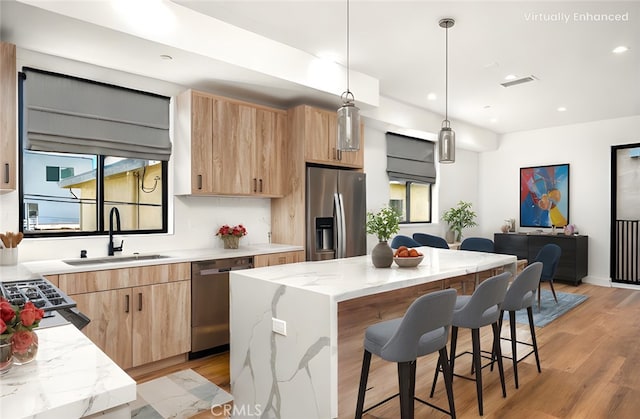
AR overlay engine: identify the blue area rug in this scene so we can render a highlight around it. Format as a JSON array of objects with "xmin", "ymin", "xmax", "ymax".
[{"xmin": 504, "ymin": 289, "xmax": 588, "ymax": 328}]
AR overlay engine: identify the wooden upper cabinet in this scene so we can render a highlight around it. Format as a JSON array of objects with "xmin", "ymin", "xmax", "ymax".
[
  {"xmin": 175, "ymin": 89, "xmax": 285, "ymax": 197},
  {"xmin": 254, "ymin": 109, "xmax": 285, "ymax": 196},
  {"xmin": 0, "ymin": 42, "xmax": 17, "ymax": 192},
  {"xmin": 212, "ymin": 99, "xmax": 256, "ymax": 195},
  {"xmin": 302, "ymin": 105, "xmax": 363, "ymax": 169},
  {"xmin": 190, "ymin": 92, "xmax": 213, "ymax": 194}
]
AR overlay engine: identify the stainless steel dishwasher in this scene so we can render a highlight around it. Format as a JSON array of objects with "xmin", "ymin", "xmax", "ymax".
[{"xmin": 191, "ymin": 256, "xmax": 253, "ymax": 357}]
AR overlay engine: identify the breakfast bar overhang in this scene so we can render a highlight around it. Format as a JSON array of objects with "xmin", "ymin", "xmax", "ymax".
[{"xmin": 229, "ymin": 247, "xmax": 517, "ymax": 418}]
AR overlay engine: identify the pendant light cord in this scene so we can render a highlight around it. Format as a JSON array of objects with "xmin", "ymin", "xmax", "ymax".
[
  {"xmin": 346, "ymin": 0, "xmax": 350, "ymax": 94},
  {"xmin": 445, "ymin": 23, "xmax": 449, "ymax": 122}
]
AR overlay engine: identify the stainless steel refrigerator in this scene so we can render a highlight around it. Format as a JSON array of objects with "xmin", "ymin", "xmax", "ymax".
[{"xmin": 306, "ymin": 166, "xmax": 367, "ymax": 261}]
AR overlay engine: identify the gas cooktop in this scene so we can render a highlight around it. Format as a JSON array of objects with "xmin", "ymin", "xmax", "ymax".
[{"xmin": 0, "ymin": 277, "xmax": 76, "ymax": 311}]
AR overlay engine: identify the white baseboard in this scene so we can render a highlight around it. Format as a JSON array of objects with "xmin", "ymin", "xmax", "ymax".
[
  {"xmin": 581, "ymin": 276, "xmax": 612, "ymax": 288},
  {"xmin": 582, "ymin": 275, "xmax": 640, "ymax": 290}
]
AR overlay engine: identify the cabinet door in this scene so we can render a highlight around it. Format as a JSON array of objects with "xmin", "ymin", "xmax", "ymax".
[
  {"xmin": 254, "ymin": 109, "xmax": 284, "ymax": 196},
  {"xmin": 304, "ymin": 107, "xmax": 331, "ymax": 163},
  {"xmin": 0, "ymin": 42, "xmax": 16, "ymax": 191},
  {"xmin": 132, "ymin": 281, "xmax": 191, "ymax": 367},
  {"xmin": 212, "ymin": 99, "xmax": 256, "ymax": 194},
  {"xmin": 494, "ymin": 233, "xmax": 529, "ymax": 260},
  {"xmin": 190, "ymin": 92, "xmax": 213, "ymax": 194},
  {"xmin": 73, "ymin": 288, "xmax": 133, "ymax": 369}
]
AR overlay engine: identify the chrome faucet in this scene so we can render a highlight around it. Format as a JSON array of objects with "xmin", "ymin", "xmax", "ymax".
[{"xmin": 108, "ymin": 207, "xmax": 123, "ymax": 256}]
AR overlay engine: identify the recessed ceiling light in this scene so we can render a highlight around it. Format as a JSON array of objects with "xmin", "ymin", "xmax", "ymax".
[
  {"xmin": 490, "ymin": 118, "xmax": 498, "ymax": 123},
  {"xmin": 160, "ymin": 54, "xmax": 173, "ymax": 60},
  {"xmin": 557, "ymin": 106, "xmax": 567, "ymax": 112},
  {"xmin": 427, "ymin": 92, "xmax": 437, "ymax": 101},
  {"xmin": 483, "ymin": 105, "xmax": 492, "ymax": 109},
  {"xmin": 612, "ymin": 46, "xmax": 629, "ymax": 54},
  {"xmin": 504, "ymin": 74, "xmax": 517, "ymax": 81}
]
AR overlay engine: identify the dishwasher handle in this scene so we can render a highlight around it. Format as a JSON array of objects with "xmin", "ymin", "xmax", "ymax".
[
  {"xmin": 198, "ymin": 266, "xmax": 253, "ymax": 276},
  {"xmin": 199, "ymin": 268, "xmax": 226, "ymax": 276}
]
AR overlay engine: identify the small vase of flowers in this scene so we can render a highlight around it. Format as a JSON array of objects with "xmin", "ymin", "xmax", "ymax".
[
  {"xmin": 216, "ymin": 224, "xmax": 247, "ymax": 249},
  {"xmin": 1, "ymin": 298, "xmax": 45, "ymax": 371}
]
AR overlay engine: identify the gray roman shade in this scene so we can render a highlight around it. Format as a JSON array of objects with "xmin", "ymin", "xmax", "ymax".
[
  {"xmin": 386, "ymin": 132, "xmax": 436, "ymax": 184},
  {"xmin": 23, "ymin": 68, "xmax": 171, "ymax": 161}
]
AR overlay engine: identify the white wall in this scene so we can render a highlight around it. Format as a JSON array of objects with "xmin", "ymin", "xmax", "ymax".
[{"xmin": 479, "ymin": 115, "xmax": 640, "ymax": 284}]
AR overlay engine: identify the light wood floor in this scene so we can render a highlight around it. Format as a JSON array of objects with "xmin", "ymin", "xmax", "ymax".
[{"xmin": 133, "ymin": 282, "xmax": 640, "ymax": 418}]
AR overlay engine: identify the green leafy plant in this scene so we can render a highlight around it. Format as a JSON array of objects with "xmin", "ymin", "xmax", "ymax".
[
  {"xmin": 442, "ymin": 201, "xmax": 478, "ymax": 242},
  {"xmin": 366, "ymin": 206, "xmax": 401, "ymax": 242}
]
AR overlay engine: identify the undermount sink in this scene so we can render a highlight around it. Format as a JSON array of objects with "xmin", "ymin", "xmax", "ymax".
[{"xmin": 63, "ymin": 254, "xmax": 170, "ymax": 266}]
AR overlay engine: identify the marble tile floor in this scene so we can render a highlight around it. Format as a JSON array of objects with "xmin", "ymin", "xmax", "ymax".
[{"xmin": 131, "ymin": 368, "xmax": 233, "ymax": 419}]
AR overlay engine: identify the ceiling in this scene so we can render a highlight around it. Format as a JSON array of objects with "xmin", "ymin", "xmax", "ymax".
[{"xmin": 1, "ymin": 0, "xmax": 639, "ymax": 135}]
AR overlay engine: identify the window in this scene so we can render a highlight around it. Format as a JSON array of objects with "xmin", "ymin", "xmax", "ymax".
[
  {"xmin": 390, "ymin": 181, "xmax": 432, "ymax": 223},
  {"xmin": 386, "ymin": 132, "xmax": 436, "ymax": 224},
  {"xmin": 19, "ymin": 68, "xmax": 170, "ymax": 237}
]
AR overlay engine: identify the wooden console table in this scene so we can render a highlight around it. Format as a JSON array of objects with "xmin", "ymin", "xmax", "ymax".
[{"xmin": 494, "ymin": 233, "xmax": 588, "ymax": 285}]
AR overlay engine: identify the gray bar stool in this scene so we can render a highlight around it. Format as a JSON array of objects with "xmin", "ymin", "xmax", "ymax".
[
  {"xmin": 497, "ymin": 261, "xmax": 543, "ymax": 389},
  {"xmin": 431, "ymin": 271, "xmax": 510, "ymax": 416},
  {"xmin": 355, "ymin": 289, "xmax": 457, "ymax": 419}
]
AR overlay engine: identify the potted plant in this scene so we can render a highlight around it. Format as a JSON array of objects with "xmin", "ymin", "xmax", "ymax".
[
  {"xmin": 366, "ymin": 206, "xmax": 401, "ymax": 268},
  {"xmin": 442, "ymin": 201, "xmax": 478, "ymax": 243}
]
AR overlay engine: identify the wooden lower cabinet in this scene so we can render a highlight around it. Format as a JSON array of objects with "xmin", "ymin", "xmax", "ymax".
[
  {"xmin": 132, "ymin": 281, "xmax": 190, "ymax": 366},
  {"xmin": 254, "ymin": 250, "xmax": 305, "ymax": 267},
  {"xmin": 59, "ymin": 263, "xmax": 191, "ymax": 370},
  {"xmin": 73, "ymin": 288, "xmax": 133, "ymax": 368}
]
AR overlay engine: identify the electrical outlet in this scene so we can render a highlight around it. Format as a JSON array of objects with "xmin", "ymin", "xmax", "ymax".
[{"xmin": 272, "ymin": 317, "xmax": 287, "ymax": 336}]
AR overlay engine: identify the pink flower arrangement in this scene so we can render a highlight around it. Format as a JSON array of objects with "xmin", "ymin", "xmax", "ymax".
[
  {"xmin": 216, "ymin": 224, "xmax": 247, "ymax": 238},
  {"xmin": 0, "ymin": 297, "xmax": 44, "ymax": 352}
]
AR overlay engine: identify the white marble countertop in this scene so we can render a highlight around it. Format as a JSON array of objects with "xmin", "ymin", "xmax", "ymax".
[
  {"xmin": 233, "ymin": 247, "xmax": 517, "ymax": 302},
  {"xmin": 0, "ymin": 243, "xmax": 303, "ymax": 281},
  {"xmin": 0, "ymin": 324, "xmax": 136, "ymax": 418}
]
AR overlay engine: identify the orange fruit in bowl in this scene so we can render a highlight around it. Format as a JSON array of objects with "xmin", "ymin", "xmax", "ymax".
[
  {"xmin": 409, "ymin": 249, "xmax": 419, "ymax": 257},
  {"xmin": 398, "ymin": 249, "xmax": 409, "ymax": 257}
]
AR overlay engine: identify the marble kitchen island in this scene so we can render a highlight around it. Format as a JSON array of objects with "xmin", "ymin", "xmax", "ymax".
[{"xmin": 229, "ymin": 247, "xmax": 517, "ymax": 418}]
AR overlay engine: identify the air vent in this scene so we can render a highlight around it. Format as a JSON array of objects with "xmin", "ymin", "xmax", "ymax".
[{"xmin": 500, "ymin": 75, "xmax": 537, "ymax": 88}]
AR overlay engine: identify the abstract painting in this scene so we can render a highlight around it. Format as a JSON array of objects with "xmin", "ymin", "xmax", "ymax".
[{"xmin": 520, "ymin": 164, "xmax": 569, "ymax": 228}]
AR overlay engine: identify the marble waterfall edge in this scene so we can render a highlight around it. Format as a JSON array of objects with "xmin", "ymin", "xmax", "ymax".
[{"xmin": 230, "ymin": 275, "xmax": 334, "ymax": 419}]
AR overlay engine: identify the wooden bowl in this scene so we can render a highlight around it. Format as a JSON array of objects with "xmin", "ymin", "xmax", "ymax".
[{"xmin": 393, "ymin": 255, "xmax": 424, "ymax": 268}]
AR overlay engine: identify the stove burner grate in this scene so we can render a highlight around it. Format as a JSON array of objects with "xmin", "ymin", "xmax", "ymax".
[{"xmin": 0, "ymin": 278, "xmax": 76, "ymax": 312}]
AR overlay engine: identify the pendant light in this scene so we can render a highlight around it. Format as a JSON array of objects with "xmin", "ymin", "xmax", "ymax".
[
  {"xmin": 337, "ymin": 0, "xmax": 360, "ymax": 152},
  {"xmin": 438, "ymin": 18, "xmax": 455, "ymax": 163}
]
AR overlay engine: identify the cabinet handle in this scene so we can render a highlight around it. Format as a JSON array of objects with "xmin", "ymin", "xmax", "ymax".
[
  {"xmin": 125, "ymin": 294, "xmax": 130, "ymax": 313},
  {"xmin": 138, "ymin": 293, "xmax": 143, "ymax": 311},
  {"xmin": 337, "ymin": 149, "xmax": 342, "ymax": 161},
  {"xmin": 332, "ymin": 147, "xmax": 337, "ymax": 160},
  {"xmin": 197, "ymin": 174, "xmax": 202, "ymax": 190},
  {"xmin": 3, "ymin": 163, "xmax": 8, "ymax": 184},
  {"xmin": 259, "ymin": 178, "xmax": 263, "ymax": 193},
  {"xmin": 253, "ymin": 178, "xmax": 257, "ymax": 193}
]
